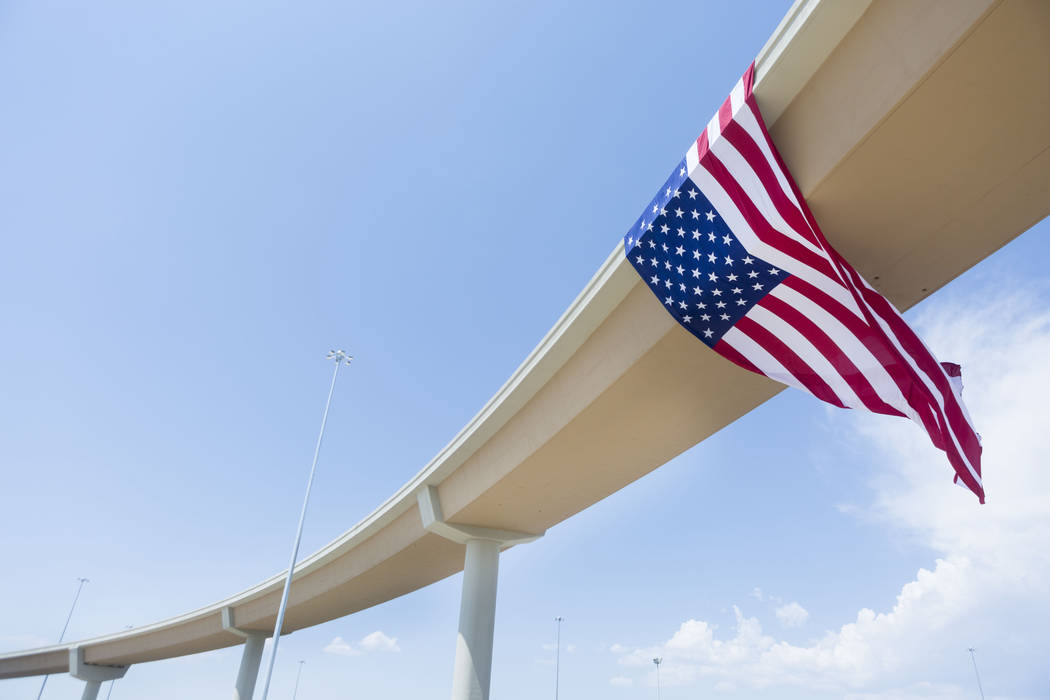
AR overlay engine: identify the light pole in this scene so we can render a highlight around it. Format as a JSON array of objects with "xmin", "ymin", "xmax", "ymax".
[
  {"xmin": 291, "ymin": 660, "xmax": 306, "ymax": 700},
  {"xmin": 259, "ymin": 350, "xmax": 352, "ymax": 700},
  {"xmin": 36, "ymin": 577, "xmax": 89, "ymax": 700},
  {"xmin": 967, "ymin": 647, "xmax": 985, "ymax": 700},
  {"xmin": 652, "ymin": 657, "xmax": 662, "ymax": 700},
  {"xmin": 104, "ymin": 627, "xmax": 132, "ymax": 700},
  {"xmin": 554, "ymin": 617, "xmax": 563, "ymax": 700}
]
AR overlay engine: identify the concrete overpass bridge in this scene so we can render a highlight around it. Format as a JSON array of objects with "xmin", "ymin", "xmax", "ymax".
[{"xmin": 3, "ymin": 0, "xmax": 1048, "ymax": 697}]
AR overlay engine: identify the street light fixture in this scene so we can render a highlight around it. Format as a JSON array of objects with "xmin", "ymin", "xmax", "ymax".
[
  {"xmin": 291, "ymin": 660, "xmax": 306, "ymax": 700},
  {"xmin": 259, "ymin": 351, "xmax": 352, "ymax": 700},
  {"xmin": 36, "ymin": 577, "xmax": 89, "ymax": 700},
  {"xmin": 967, "ymin": 648, "xmax": 985, "ymax": 700},
  {"xmin": 652, "ymin": 657, "xmax": 662, "ymax": 700}
]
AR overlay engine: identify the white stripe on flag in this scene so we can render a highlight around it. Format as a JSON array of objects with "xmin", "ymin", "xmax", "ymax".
[
  {"xmin": 685, "ymin": 140, "xmax": 700, "ymax": 175},
  {"xmin": 706, "ymin": 112, "xmax": 722, "ymax": 151},
  {"xmin": 729, "ymin": 78, "xmax": 747, "ymax": 114},
  {"xmin": 734, "ymin": 102, "xmax": 804, "ymax": 213},
  {"xmin": 745, "ymin": 303, "xmax": 864, "ymax": 409},
  {"xmin": 721, "ymin": 326, "xmax": 809, "ymax": 395},
  {"xmin": 768, "ymin": 284, "xmax": 920, "ymax": 423}
]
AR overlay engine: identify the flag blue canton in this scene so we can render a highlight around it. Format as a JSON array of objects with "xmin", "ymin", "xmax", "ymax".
[{"xmin": 624, "ymin": 160, "xmax": 790, "ymax": 348}]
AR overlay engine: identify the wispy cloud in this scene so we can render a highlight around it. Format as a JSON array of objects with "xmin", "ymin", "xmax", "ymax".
[
  {"xmin": 359, "ymin": 630, "xmax": 400, "ymax": 653},
  {"xmin": 322, "ymin": 636, "xmax": 361, "ymax": 657},
  {"xmin": 774, "ymin": 601, "xmax": 808, "ymax": 628},
  {"xmin": 323, "ymin": 630, "xmax": 400, "ymax": 656}
]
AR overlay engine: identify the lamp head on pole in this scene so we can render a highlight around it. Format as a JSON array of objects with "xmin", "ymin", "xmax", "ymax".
[
  {"xmin": 326, "ymin": 350, "xmax": 353, "ymax": 365},
  {"xmin": 652, "ymin": 657, "xmax": 662, "ymax": 666}
]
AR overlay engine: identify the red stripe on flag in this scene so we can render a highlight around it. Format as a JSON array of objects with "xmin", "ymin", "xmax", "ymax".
[
  {"xmin": 741, "ymin": 63, "xmax": 755, "ymax": 98},
  {"xmin": 757, "ymin": 294, "xmax": 906, "ymax": 417},
  {"xmin": 721, "ymin": 119, "xmax": 821, "ymax": 249},
  {"xmin": 696, "ymin": 129, "xmax": 710, "ymax": 162},
  {"xmin": 780, "ymin": 276, "xmax": 949, "ymax": 451},
  {"xmin": 713, "ymin": 338, "xmax": 764, "ymax": 375},
  {"xmin": 849, "ymin": 270, "xmax": 983, "ymax": 470},
  {"xmin": 717, "ymin": 96, "xmax": 733, "ymax": 132},
  {"xmin": 734, "ymin": 316, "xmax": 846, "ymax": 408}
]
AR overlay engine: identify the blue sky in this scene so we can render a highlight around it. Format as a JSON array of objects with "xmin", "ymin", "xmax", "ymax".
[{"xmin": 1, "ymin": 1, "xmax": 1048, "ymax": 699}]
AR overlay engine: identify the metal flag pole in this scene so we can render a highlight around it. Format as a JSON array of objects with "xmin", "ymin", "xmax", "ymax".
[
  {"xmin": 36, "ymin": 577, "xmax": 89, "ymax": 700},
  {"xmin": 258, "ymin": 350, "xmax": 353, "ymax": 700},
  {"xmin": 554, "ymin": 617, "xmax": 563, "ymax": 700},
  {"xmin": 967, "ymin": 647, "xmax": 986, "ymax": 700}
]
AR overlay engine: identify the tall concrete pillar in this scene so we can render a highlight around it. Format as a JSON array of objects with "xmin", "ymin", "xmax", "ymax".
[
  {"xmin": 234, "ymin": 633, "xmax": 266, "ymax": 700},
  {"xmin": 222, "ymin": 606, "xmax": 268, "ymax": 700},
  {"xmin": 414, "ymin": 485, "xmax": 544, "ymax": 700},
  {"xmin": 451, "ymin": 538, "xmax": 501, "ymax": 700},
  {"xmin": 80, "ymin": 680, "xmax": 102, "ymax": 700}
]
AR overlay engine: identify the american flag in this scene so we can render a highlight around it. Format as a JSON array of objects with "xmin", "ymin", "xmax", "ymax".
[{"xmin": 623, "ymin": 63, "xmax": 984, "ymax": 503}]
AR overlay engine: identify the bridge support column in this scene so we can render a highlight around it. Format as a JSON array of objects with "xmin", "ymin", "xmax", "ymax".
[
  {"xmin": 416, "ymin": 485, "xmax": 544, "ymax": 700},
  {"xmin": 222, "ymin": 607, "xmax": 268, "ymax": 700},
  {"xmin": 451, "ymin": 537, "xmax": 500, "ymax": 700},
  {"xmin": 69, "ymin": 647, "xmax": 128, "ymax": 700},
  {"xmin": 79, "ymin": 680, "xmax": 102, "ymax": 700},
  {"xmin": 233, "ymin": 633, "xmax": 265, "ymax": 700}
]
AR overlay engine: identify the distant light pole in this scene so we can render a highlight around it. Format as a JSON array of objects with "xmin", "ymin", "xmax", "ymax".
[
  {"xmin": 652, "ymin": 657, "xmax": 662, "ymax": 700},
  {"xmin": 36, "ymin": 577, "xmax": 89, "ymax": 700},
  {"xmin": 105, "ymin": 628, "xmax": 132, "ymax": 700},
  {"xmin": 967, "ymin": 647, "xmax": 985, "ymax": 700},
  {"xmin": 291, "ymin": 660, "xmax": 306, "ymax": 700},
  {"xmin": 554, "ymin": 617, "xmax": 563, "ymax": 700},
  {"xmin": 259, "ymin": 350, "xmax": 353, "ymax": 700}
]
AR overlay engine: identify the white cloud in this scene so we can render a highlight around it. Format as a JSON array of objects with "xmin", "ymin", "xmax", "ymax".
[
  {"xmin": 609, "ymin": 675, "xmax": 633, "ymax": 686},
  {"xmin": 359, "ymin": 630, "xmax": 400, "ymax": 653},
  {"xmin": 774, "ymin": 601, "xmax": 808, "ymax": 628},
  {"xmin": 324, "ymin": 630, "xmax": 400, "ymax": 656},
  {"xmin": 323, "ymin": 636, "xmax": 361, "ymax": 656},
  {"xmin": 611, "ymin": 287, "xmax": 1050, "ymax": 696}
]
